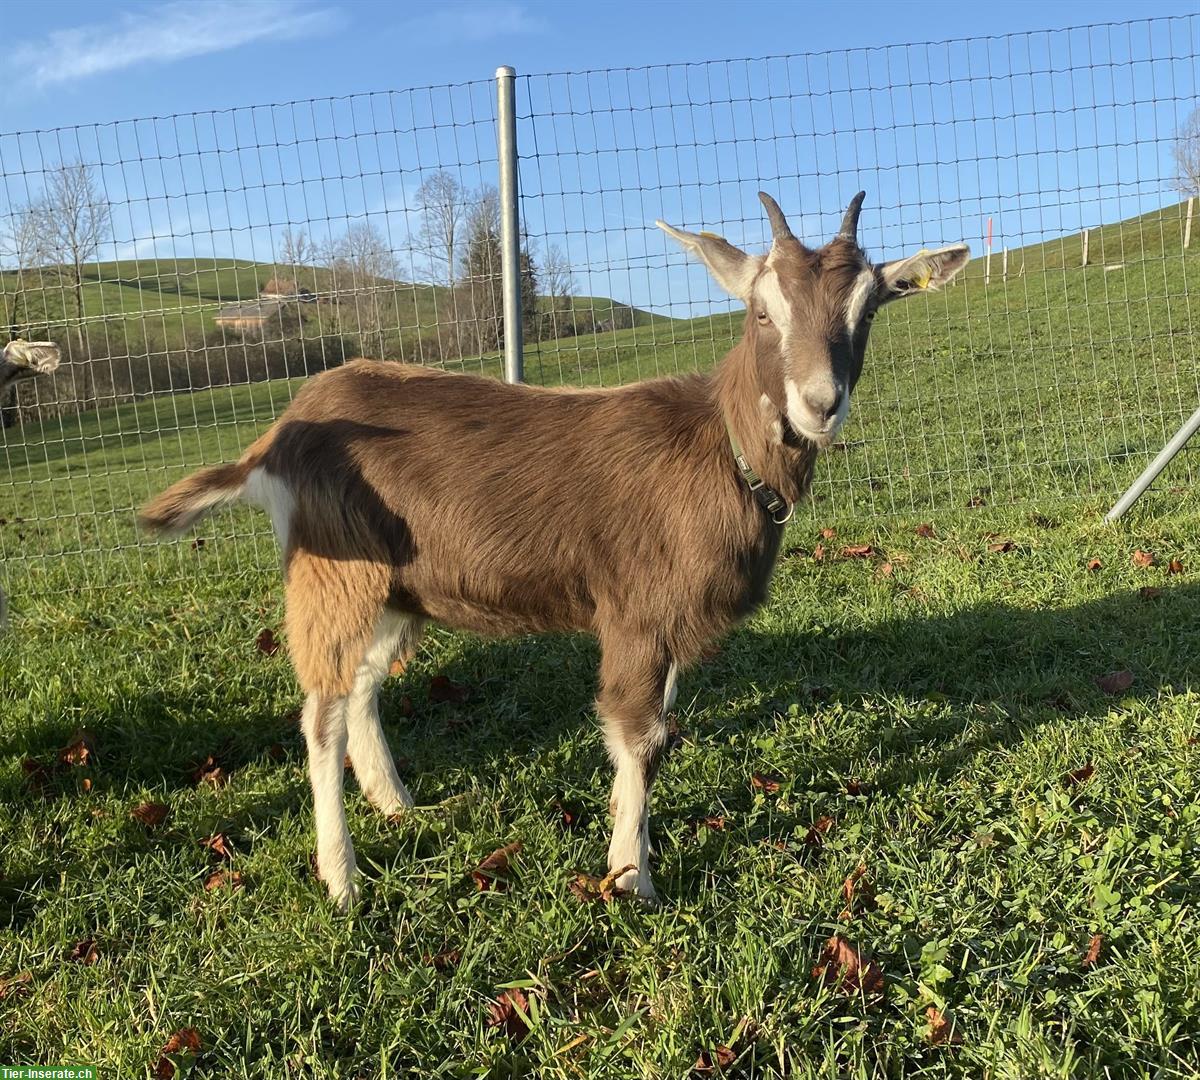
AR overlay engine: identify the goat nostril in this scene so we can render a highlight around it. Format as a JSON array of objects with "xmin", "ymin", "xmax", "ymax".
[{"xmin": 803, "ymin": 389, "xmax": 841, "ymax": 422}]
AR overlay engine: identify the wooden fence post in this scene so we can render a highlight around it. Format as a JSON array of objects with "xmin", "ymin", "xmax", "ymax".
[
  {"xmin": 1081, "ymin": 228, "xmax": 1089, "ymax": 267},
  {"xmin": 1185, "ymin": 197, "xmax": 1195, "ymax": 251}
]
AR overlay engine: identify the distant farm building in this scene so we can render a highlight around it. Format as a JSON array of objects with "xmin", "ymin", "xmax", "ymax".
[{"xmin": 213, "ymin": 278, "xmax": 315, "ymax": 335}]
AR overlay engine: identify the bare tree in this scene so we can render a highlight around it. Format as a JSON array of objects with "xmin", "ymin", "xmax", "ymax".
[
  {"xmin": 323, "ymin": 222, "xmax": 398, "ymax": 355},
  {"xmin": 1174, "ymin": 107, "xmax": 1200, "ymax": 198},
  {"xmin": 0, "ymin": 205, "xmax": 52, "ymax": 339},
  {"xmin": 278, "ymin": 226, "xmax": 319, "ymax": 268},
  {"xmin": 414, "ymin": 171, "xmax": 468, "ymax": 285},
  {"xmin": 540, "ymin": 244, "xmax": 575, "ymax": 338},
  {"xmin": 32, "ymin": 162, "xmax": 112, "ymax": 351}
]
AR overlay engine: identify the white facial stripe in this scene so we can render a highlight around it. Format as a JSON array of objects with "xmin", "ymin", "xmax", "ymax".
[
  {"xmin": 844, "ymin": 267, "xmax": 876, "ymax": 335},
  {"xmin": 785, "ymin": 378, "xmax": 808, "ymax": 437},
  {"xmin": 752, "ymin": 267, "xmax": 794, "ymax": 336}
]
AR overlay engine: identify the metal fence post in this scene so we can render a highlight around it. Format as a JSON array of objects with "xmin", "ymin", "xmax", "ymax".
[
  {"xmin": 1104, "ymin": 404, "xmax": 1200, "ymax": 522},
  {"xmin": 496, "ymin": 65, "xmax": 523, "ymax": 384}
]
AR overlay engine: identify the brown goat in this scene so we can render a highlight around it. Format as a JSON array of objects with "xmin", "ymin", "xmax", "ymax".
[{"xmin": 140, "ymin": 193, "xmax": 969, "ymax": 908}]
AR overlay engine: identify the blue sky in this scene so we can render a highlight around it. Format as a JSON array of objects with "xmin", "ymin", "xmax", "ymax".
[{"xmin": 2, "ymin": 0, "xmax": 1198, "ymax": 317}]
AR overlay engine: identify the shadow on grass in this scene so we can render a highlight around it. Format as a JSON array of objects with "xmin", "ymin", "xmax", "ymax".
[{"xmin": 4, "ymin": 579, "xmax": 1197, "ymax": 915}]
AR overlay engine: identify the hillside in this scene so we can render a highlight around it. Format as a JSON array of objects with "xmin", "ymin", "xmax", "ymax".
[
  {"xmin": 962, "ymin": 200, "xmax": 1195, "ymax": 280},
  {"xmin": 0, "ymin": 256, "xmax": 670, "ymax": 356},
  {"xmin": 1, "ymin": 196, "xmax": 1198, "ymax": 591}
]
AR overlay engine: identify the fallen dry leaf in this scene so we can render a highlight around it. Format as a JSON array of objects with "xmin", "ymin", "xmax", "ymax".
[
  {"xmin": 966, "ymin": 495, "xmax": 986, "ymax": 508},
  {"xmin": 987, "ymin": 538, "xmax": 1016, "ymax": 554},
  {"xmin": 1063, "ymin": 763, "xmax": 1096, "ymax": 788},
  {"xmin": 1139, "ymin": 586, "xmax": 1163, "ymax": 600},
  {"xmin": 22, "ymin": 757, "xmax": 61, "ymax": 792},
  {"xmin": 486, "ymin": 987, "xmax": 531, "ymax": 1042},
  {"xmin": 842, "ymin": 863, "xmax": 876, "ymax": 914},
  {"xmin": 424, "ymin": 947, "xmax": 462, "ymax": 972},
  {"xmin": 68, "ymin": 937, "xmax": 99, "ymax": 965},
  {"xmin": 389, "ymin": 657, "xmax": 406, "ymax": 677},
  {"xmin": 568, "ymin": 863, "xmax": 636, "ymax": 903},
  {"xmin": 1086, "ymin": 557, "xmax": 1103, "ymax": 572},
  {"xmin": 81, "ymin": 777, "xmax": 93, "ymax": 793},
  {"xmin": 926, "ymin": 1006, "xmax": 962, "ymax": 1045},
  {"xmin": 131, "ymin": 802, "xmax": 170, "ymax": 828},
  {"xmin": 811, "ymin": 934, "xmax": 884, "ymax": 995},
  {"xmin": 472, "ymin": 842, "xmax": 522, "ymax": 892},
  {"xmin": 191, "ymin": 537, "xmax": 205, "ymax": 550},
  {"xmin": 876, "ymin": 561, "xmax": 894, "ymax": 578},
  {"xmin": 59, "ymin": 729, "xmax": 97, "ymax": 767},
  {"xmin": 1082, "ymin": 933, "xmax": 1104, "ymax": 969},
  {"xmin": 812, "ymin": 543, "xmax": 825, "ymax": 561},
  {"xmin": 0, "ymin": 971, "xmax": 32, "ymax": 1000},
  {"xmin": 841, "ymin": 544, "xmax": 874, "ymax": 559},
  {"xmin": 191, "ymin": 755, "xmax": 226, "ymax": 787},
  {"xmin": 152, "ymin": 1027, "xmax": 202, "ymax": 1079},
  {"xmin": 200, "ymin": 834, "xmax": 234, "ymax": 861},
  {"xmin": 1169, "ymin": 558, "xmax": 1184, "ymax": 575},
  {"xmin": 203, "ymin": 868, "xmax": 243, "ymax": 892},
  {"xmin": 255, "ymin": 628, "xmax": 280, "ymax": 656},
  {"xmin": 1096, "ymin": 670, "xmax": 1134, "ymax": 695},
  {"xmin": 915, "ymin": 523, "xmax": 936, "ymax": 538},
  {"xmin": 429, "ymin": 675, "xmax": 468, "ymax": 704},
  {"xmin": 820, "ymin": 527, "xmax": 836, "ymax": 540},
  {"xmin": 693, "ymin": 1044, "xmax": 737, "ymax": 1073},
  {"xmin": 554, "ymin": 800, "xmax": 583, "ymax": 830},
  {"xmin": 750, "ymin": 772, "xmax": 783, "ymax": 794},
  {"xmin": 846, "ymin": 778, "xmax": 868, "ymax": 796},
  {"xmin": 1132, "ymin": 550, "xmax": 1156, "ymax": 568},
  {"xmin": 804, "ymin": 815, "xmax": 835, "ymax": 846}
]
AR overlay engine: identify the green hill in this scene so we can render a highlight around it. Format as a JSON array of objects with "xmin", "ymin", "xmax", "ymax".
[
  {"xmin": 0, "ymin": 256, "xmax": 671, "ymax": 357},
  {"xmin": 1, "ymin": 197, "xmax": 1197, "ymax": 592}
]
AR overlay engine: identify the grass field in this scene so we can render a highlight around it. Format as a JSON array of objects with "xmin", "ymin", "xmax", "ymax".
[{"xmin": 1, "ymin": 204, "xmax": 1199, "ymax": 1076}]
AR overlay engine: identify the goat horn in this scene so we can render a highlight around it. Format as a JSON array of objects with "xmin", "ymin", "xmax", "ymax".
[
  {"xmin": 758, "ymin": 192, "xmax": 794, "ymax": 243},
  {"xmin": 837, "ymin": 191, "xmax": 867, "ymax": 242}
]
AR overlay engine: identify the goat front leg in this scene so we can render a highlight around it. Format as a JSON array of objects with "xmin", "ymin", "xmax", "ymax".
[
  {"xmin": 301, "ymin": 693, "xmax": 358, "ymax": 911},
  {"xmin": 598, "ymin": 636, "xmax": 672, "ymax": 899}
]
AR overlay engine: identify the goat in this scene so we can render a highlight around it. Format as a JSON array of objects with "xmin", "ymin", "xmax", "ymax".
[
  {"xmin": 1, "ymin": 339, "xmax": 61, "ymax": 627},
  {"xmin": 140, "ymin": 193, "xmax": 969, "ymax": 909}
]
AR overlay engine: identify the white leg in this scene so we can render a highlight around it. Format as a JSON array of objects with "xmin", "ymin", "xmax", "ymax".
[
  {"xmin": 301, "ymin": 693, "xmax": 358, "ymax": 911},
  {"xmin": 605, "ymin": 733, "xmax": 658, "ymax": 898},
  {"xmin": 345, "ymin": 612, "xmax": 420, "ymax": 815}
]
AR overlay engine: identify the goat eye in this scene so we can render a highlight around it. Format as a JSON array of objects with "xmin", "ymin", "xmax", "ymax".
[
  {"xmin": 864, "ymin": 310, "xmax": 876, "ymax": 322},
  {"xmin": 756, "ymin": 311, "xmax": 770, "ymax": 324}
]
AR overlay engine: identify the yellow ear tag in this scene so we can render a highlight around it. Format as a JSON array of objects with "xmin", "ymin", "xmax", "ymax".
[
  {"xmin": 699, "ymin": 231, "xmax": 724, "ymax": 241},
  {"xmin": 912, "ymin": 249, "xmax": 933, "ymax": 289}
]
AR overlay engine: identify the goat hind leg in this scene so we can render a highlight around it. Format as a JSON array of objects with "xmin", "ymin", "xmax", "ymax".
[
  {"xmin": 301, "ymin": 693, "xmax": 358, "ymax": 911},
  {"xmin": 346, "ymin": 611, "xmax": 424, "ymax": 815}
]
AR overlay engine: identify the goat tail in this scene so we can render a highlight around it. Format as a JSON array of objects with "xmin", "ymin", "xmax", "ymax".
[{"xmin": 139, "ymin": 431, "xmax": 275, "ymax": 537}]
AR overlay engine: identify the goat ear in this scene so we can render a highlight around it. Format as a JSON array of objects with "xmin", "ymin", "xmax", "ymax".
[
  {"xmin": 655, "ymin": 220, "xmax": 761, "ymax": 301},
  {"xmin": 878, "ymin": 244, "xmax": 971, "ymax": 303}
]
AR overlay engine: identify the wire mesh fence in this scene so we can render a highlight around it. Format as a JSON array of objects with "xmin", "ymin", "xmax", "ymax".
[{"xmin": 1, "ymin": 14, "xmax": 1198, "ymax": 594}]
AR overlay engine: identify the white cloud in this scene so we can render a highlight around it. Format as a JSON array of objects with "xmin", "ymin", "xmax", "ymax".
[
  {"xmin": 12, "ymin": 1, "xmax": 341, "ymax": 90},
  {"xmin": 397, "ymin": 2, "xmax": 547, "ymax": 43}
]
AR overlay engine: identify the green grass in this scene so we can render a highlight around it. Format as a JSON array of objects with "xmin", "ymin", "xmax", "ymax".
[
  {"xmin": 2, "ymin": 203, "xmax": 1200, "ymax": 1076},
  {"xmin": 3, "ymin": 507, "xmax": 1200, "ymax": 1076}
]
